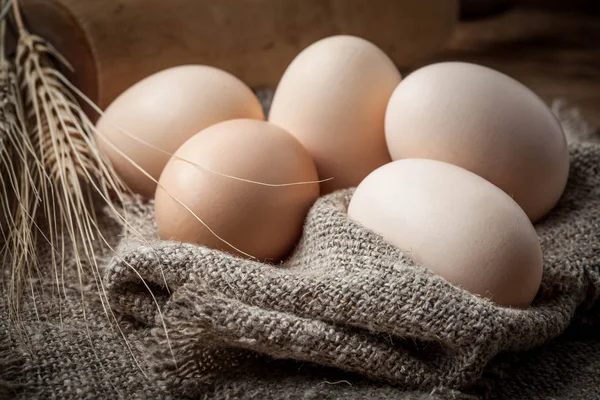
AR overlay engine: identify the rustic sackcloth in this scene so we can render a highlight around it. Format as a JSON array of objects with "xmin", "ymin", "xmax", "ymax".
[{"xmin": 1, "ymin": 102, "xmax": 599, "ymax": 399}]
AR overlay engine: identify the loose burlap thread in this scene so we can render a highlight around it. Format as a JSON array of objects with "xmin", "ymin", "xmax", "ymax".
[{"xmin": 1, "ymin": 105, "xmax": 599, "ymax": 399}]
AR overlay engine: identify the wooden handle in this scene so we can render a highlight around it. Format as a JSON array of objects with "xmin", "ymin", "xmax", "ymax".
[{"xmin": 20, "ymin": 0, "xmax": 458, "ymax": 108}]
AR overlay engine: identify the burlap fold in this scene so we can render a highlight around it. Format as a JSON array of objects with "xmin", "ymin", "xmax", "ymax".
[{"xmin": 105, "ymin": 142, "xmax": 600, "ymax": 394}]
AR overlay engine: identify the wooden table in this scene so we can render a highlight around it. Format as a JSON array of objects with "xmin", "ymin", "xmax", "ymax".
[{"xmin": 422, "ymin": 3, "xmax": 600, "ymax": 128}]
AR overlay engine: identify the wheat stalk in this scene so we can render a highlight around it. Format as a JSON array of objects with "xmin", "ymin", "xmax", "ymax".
[
  {"xmin": 15, "ymin": 29, "xmax": 109, "ymax": 295},
  {"xmin": 0, "ymin": 2, "xmax": 156, "ymax": 383},
  {"xmin": 0, "ymin": 3, "xmax": 43, "ymax": 326},
  {"xmin": 5, "ymin": 0, "xmax": 187, "ymax": 380}
]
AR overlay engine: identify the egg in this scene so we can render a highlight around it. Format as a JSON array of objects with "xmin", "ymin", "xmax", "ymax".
[
  {"xmin": 154, "ymin": 119, "xmax": 319, "ymax": 262},
  {"xmin": 269, "ymin": 35, "xmax": 401, "ymax": 194},
  {"xmin": 96, "ymin": 65, "xmax": 265, "ymax": 197},
  {"xmin": 385, "ymin": 62, "xmax": 569, "ymax": 223},
  {"xmin": 348, "ymin": 159, "xmax": 543, "ymax": 307}
]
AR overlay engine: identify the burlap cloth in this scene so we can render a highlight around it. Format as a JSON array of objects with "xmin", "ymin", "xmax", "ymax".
[{"xmin": 1, "ymin": 102, "xmax": 599, "ymax": 399}]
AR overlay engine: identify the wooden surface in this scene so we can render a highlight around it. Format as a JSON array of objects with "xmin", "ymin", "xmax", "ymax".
[
  {"xmin": 21, "ymin": 0, "xmax": 457, "ymax": 108},
  {"xmin": 16, "ymin": 0, "xmax": 600, "ymax": 128},
  {"xmin": 426, "ymin": 4, "xmax": 600, "ymax": 127}
]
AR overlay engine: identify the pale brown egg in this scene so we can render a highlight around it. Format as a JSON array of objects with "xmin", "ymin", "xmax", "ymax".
[
  {"xmin": 269, "ymin": 35, "xmax": 401, "ymax": 194},
  {"xmin": 96, "ymin": 65, "xmax": 264, "ymax": 198},
  {"xmin": 154, "ymin": 119, "xmax": 319, "ymax": 262},
  {"xmin": 348, "ymin": 159, "xmax": 543, "ymax": 308},
  {"xmin": 385, "ymin": 62, "xmax": 569, "ymax": 223}
]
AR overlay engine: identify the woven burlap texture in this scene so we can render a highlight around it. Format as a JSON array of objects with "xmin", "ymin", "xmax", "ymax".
[{"xmin": 105, "ymin": 141, "xmax": 600, "ymax": 394}]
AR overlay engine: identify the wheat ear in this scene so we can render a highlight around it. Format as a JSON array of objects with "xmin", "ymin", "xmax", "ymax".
[
  {"xmin": 9, "ymin": 0, "xmax": 166, "ymax": 380},
  {"xmin": 0, "ymin": 1, "xmax": 44, "ymax": 327}
]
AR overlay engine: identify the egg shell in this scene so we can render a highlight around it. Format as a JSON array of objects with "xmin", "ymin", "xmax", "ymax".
[
  {"xmin": 96, "ymin": 65, "xmax": 265, "ymax": 198},
  {"xmin": 347, "ymin": 158, "xmax": 543, "ymax": 308},
  {"xmin": 155, "ymin": 119, "xmax": 319, "ymax": 262},
  {"xmin": 269, "ymin": 35, "xmax": 401, "ymax": 194},
  {"xmin": 385, "ymin": 62, "xmax": 569, "ymax": 223}
]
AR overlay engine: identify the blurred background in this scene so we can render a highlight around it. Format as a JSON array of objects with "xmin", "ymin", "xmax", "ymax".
[
  {"xmin": 443, "ymin": 0, "xmax": 600, "ymax": 127},
  {"xmin": 15, "ymin": 0, "xmax": 600, "ymax": 126}
]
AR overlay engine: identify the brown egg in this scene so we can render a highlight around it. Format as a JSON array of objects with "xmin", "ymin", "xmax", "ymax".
[
  {"xmin": 155, "ymin": 119, "xmax": 319, "ymax": 262},
  {"xmin": 96, "ymin": 65, "xmax": 264, "ymax": 198},
  {"xmin": 348, "ymin": 159, "xmax": 543, "ymax": 308},
  {"xmin": 385, "ymin": 62, "xmax": 569, "ymax": 222},
  {"xmin": 269, "ymin": 35, "xmax": 401, "ymax": 194}
]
